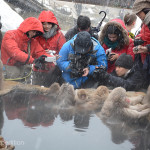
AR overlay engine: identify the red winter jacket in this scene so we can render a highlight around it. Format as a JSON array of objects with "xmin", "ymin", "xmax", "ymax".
[
  {"xmin": 99, "ymin": 19, "xmax": 135, "ymax": 73},
  {"xmin": 102, "ymin": 39, "xmax": 134, "ymax": 73},
  {"xmin": 36, "ymin": 11, "xmax": 66, "ymax": 54},
  {"xmin": 136, "ymin": 24, "xmax": 150, "ymax": 63},
  {"xmin": 1, "ymin": 17, "xmax": 51, "ymax": 66}
]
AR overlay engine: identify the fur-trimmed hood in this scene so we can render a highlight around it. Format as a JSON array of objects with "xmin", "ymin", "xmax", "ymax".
[{"xmin": 99, "ymin": 19, "xmax": 129, "ymax": 47}]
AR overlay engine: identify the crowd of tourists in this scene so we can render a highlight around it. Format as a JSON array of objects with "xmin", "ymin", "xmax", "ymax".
[{"xmin": 0, "ymin": 0, "xmax": 150, "ymax": 91}]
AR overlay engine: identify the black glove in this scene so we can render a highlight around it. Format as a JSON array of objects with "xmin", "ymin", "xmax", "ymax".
[
  {"xmin": 34, "ymin": 55, "xmax": 47, "ymax": 70},
  {"xmin": 93, "ymin": 67, "xmax": 109, "ymax": 81}
]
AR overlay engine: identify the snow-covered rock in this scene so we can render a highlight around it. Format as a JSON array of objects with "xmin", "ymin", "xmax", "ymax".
[{"xmin": 0, "ymin": 0, "xmax": 24, "ymax": 32}]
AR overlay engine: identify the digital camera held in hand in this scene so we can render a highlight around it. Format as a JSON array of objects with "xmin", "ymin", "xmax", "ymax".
[
  {"xmin": 68, "ymin": 53, "xmax": 96, "ymax": 78},
  {"xmin": 106, "ymin": 48, "xmax": 112, "ymax": 57},
  {"xmin": 134, "ymin": 39, "xmax": 145, "ymax": 47},
  {"xmin": 133, "ymin": 46, "xmax": 139, "ymax": 53},
  {"xmin": 93, "ymin": 66, "xmax": 106, "ymax": 81}
]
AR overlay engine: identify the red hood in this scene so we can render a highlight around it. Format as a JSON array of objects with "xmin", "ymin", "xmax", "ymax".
[
  {"xmin": 18, "ymin": 17, "xmax": 44, "ymax": 33},
  {"xmin": 38, "ymin": 11, "xmax": 60, "ymax": 29},
  {"xmin": 111, "ymin": 18, "xmax": 127, "ymax": 31}
]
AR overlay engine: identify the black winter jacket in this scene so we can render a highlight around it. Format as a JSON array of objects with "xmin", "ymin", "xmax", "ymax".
[
  {"xmin": 65, "ymin": 25, "xmax": 98, "ymax": 41},
  {"xmin": 105, "ymin": 65, "xmax": 148, "ymax": 91}
]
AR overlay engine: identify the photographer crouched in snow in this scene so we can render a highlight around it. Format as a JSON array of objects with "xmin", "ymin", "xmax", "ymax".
[
  {"xmin": 1, "ymin": 17, "xmax": 52, "ymax": 83},
  {"xmin": 93, "ymin": 53, "xmax": 148, "ymax": 91},
  {"xmin": 57, "ymin": 31, "xmax": 107, "ymax": 89}
]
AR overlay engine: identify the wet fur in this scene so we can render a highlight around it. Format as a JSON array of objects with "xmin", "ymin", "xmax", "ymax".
[
  {"xmin": 99, "ymin": 87, "xmax": 150, "ymax": 122},
  {"xmin": 56, "ymin": 83, "xmax": 75, "ymax": 108},
  {"xmin": 75, "ymin": 86, "xmax": 109, "ymax": 111}
]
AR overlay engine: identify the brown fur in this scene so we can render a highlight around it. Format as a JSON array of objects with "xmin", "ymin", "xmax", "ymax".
[
  {"xmin": 99, "ymin": 87, "xmax": 150, "ymax": 122},
  {"xmin": 10, "ymin": 82, "xmax": 60, "ymax": 98},
  {"xmin": 75, "ymin": 86, "xmax": 109, "ymax": 111},
  {"xmin": 0, "ymin": 136, "xmax": 15, "ymax": 150},
  {"xmin": 99, "ymin": 21, "xmax": 129, "ymax": 46},
  {"xmin": 56, "ymin": 83, "xmax": 76, "ymax": 108},
  {"xmin": 142, "ymin": 85, "xmax": 150, "ymax": 105}
]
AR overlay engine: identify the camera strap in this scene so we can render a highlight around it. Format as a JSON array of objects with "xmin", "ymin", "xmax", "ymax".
[{"xmin": 23, "ymin": 39, "xmax": 31, "ymax": 65}]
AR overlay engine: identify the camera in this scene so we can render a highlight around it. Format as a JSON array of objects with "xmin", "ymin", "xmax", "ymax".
[
  {"xmin": 134, "ymin": 39, "xmax": 145, "ymax": 47},
  {"xmin": 133, "ymin": 46, "xmax": 139, "ymax": 53},
  {"xmin": 68, "ymin": 53, "xmax": 96, "ymax": 78},
  {"xmin": 70, "ymin": 68, "xmax": 84, "ymax": 78},
  {"xmin": 93, "ymin": 66, "xmax": 106, "ymax": 79}
]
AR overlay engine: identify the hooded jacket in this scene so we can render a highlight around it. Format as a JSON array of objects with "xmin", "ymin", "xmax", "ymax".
[
  {"xmin": 1, "ymin": 17, "xmax": 50, "ymax": 66},
  {"xmin": 57, "ymin": 35, "xmax": 107, "ymax": 89},
  {"xmin": 36, "ymin": 11, "xmax": 66, "ymax": 54},
  {"xmin": 99, "ymin": 18, "xmax": 135, "ymax": 73}
]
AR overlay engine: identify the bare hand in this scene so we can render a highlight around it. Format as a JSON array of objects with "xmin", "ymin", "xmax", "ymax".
[
  {"xmin": 56, "ymin": 55, "xmax": 61, "ymax": 60},
  {"xmin": 133, "ymin": 45, "xmax": 148, "ymax": 54},
  {"xmin": 108, "ymin": 53, "xmax": 119, "ymax": 61},
  {"xmin": 82, "ymin": 68, "xmax": 89, "ymax": 76}
]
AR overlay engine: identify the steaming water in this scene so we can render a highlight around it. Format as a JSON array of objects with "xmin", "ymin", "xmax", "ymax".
[{"xmin": 0, "ymin": 91, "xmax": 148, "ymax": 150}]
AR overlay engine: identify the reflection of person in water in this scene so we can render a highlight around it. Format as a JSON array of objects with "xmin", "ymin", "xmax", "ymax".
[
  {"xmin": 0, "ymin": 98, "xmax": 4, "ymax": 135},
  {"xmin": 4, "ymin": 92, "xmax": 57, "ymax": 128}
]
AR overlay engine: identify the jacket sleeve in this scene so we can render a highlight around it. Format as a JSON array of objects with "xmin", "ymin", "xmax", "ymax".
[
  {"xmin": 56, "ymin": 42, "xmax": 72, "ymax": 72},
  {"xmin": 89, "ymin": 44, "xmax": 107, "ymax": 75},
  {"xmin": 31, "ymin": 39, "xmax": 52, "ymax": 60},
  {"xmin": 106, "ymin": 70, "xmax": 145, "ymax": 91},
  {"xmin": 65, "ymin": 27, "xmax": 77, "ymax": 42},
  {"xmin": 2, "ymin": 32, "xmax": 34, "ymax": 64}
]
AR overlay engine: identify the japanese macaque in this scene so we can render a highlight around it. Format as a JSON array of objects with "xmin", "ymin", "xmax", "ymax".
[
  {"xmin": 99, "ymin": 87, "xmax": 150, "ymax": 122},
  {"xmin": 10, "ymin": 82, "xmax": 60, "ymax": 98},
  {"xmin": 0, "ymin": 59, "xmax": 3, "ymax": 90},
  {"xmin": 142, "ymin": 85, "xmax": 150, "ymax": 105},
  {"xmin": 75, "ymin": 86, "xmax": 109, "ymax": 111},
  {"xmin": 0, "ymin": 136, "xmax": 15, "ymax": 150},
  {"xmin": 56, "ymin": 83, "xmax": 76, "ymax": 108}
]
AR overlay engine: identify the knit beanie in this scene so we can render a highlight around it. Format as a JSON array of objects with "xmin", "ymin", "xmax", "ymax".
[
  {"xmin": 115, "ymin": 53, "xmax": 133, "ymax": 69},
  {"xmin": 132, "ymin": 0, "xmax": 150, "ymax": 14}
]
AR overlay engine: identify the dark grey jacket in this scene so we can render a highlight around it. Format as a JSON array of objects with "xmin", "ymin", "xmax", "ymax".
[{"xmin": 65, "ymin": 25, "xmax": 98, "ymax": 41}]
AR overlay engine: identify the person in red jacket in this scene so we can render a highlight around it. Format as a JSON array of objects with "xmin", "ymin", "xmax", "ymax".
[
  {"xmin": 34, "ymin": 10, "xmax": 66, "ymax": 86},
  {"xmin": 99, "ymin": 18, "xmax": 135, "ymax": 73},
  {"xmin": 132, "ymin": 0, "xmax": 150, "ymax": 84},
  {"xmin": 37, "ymin": 10, "xmax": 66, "ymax": 55},
  {"xmin": 1, "ymin": 17, "xmax": 52, "ymax": 81}
]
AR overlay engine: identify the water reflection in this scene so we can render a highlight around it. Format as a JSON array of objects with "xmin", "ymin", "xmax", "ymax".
[
  {"xmin": 0, "ymin": 91, "xmax": 150, "ymax": 150},
  {"xmin": 4, "ymin": 92, "xmax": 57, "ymax": 128},
  {"xmin": 0, "ymin": 98, "xmax": 4, "ymax": 135}
]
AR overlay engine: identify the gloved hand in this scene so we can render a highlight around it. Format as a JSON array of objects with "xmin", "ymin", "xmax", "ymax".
[
  {"xmin": 93, "ymin": 66, "xmax": 109, "ymax": 81},
  {"xmin": 34, "ymin": 55, "xmax": 47, "ymax": 70}
]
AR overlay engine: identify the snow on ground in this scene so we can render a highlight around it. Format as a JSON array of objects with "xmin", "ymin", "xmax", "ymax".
[{"xmin": 0, "ymin": 0, "xmax": 24, "ymax": 32}]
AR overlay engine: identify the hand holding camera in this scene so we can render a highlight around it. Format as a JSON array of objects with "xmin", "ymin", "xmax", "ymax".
[
  {"xmin": 34, "ymin": 55, "xmax": 47, "ymax": 70},
  {"xmin": 133, "ymin": 45, "xmax": 148, "ymax": 54},
  {"xmin": 93, "ymin": 66, "xmax": 108, "ymax": 81}
]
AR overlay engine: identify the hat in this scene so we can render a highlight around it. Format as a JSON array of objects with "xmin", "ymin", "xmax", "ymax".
[
  {"xmin": 74, "ymin": 31, "xmax": 93, "ymax": 54},
  {"xmin": 132, "ymin": 0, "xmax": 150, "ymax": 14},
  {"xmin": 115, "ymin": 53, "xmax": 133, "ymax": 69}
]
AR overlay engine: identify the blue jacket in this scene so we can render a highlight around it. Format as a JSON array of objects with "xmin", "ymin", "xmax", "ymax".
[{"xmin": 57, "ymin": 36, "xmax": 107, "ymax": 88}]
